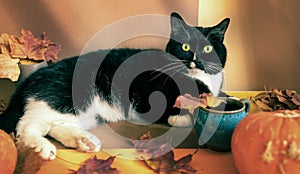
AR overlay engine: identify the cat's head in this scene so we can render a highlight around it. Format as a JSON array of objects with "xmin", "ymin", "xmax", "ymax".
[{"xmin": 166, "ymin": 12, "xmax": 230, "ymax": 75}]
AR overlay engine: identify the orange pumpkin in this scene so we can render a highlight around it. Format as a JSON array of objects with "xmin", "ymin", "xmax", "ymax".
[
  {"xmin": 232, "ymin": 110, "xmax": 300, "ymax": 174},
  {"xmin": 0, "ymin": 129, "xmax": 17, "ymax": 174}
]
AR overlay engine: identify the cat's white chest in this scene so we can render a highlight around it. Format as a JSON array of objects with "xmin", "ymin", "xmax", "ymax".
[{"xmin": 187, "ymin": 69, "xmax": 223, "ymax": 96}]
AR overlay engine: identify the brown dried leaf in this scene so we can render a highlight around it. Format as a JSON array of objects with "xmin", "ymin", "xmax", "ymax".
[
  {"xmin": 252, "ymin": 88, "xmax": 300, "ymax": 111},
  {"xmin": 0, "ymin": 46, "xmax": 20, "ymax": 81},
  {"xmin": 141, "ymin": 149, "xmax": 198, "ymax": 174},
  {"xmin": 40, "ymin": 32, "xmax": 61, "ymax": 62},
  {"xmin": 173, "ymin": 93, "xmax": 226, "ymax": 114},
  {"xmin": 0, "ymin": 33, "xmax": 11, "ymax": 47},
  {"xmin": 292, "ymin": 94, "xmax": 300, "ymax": 106},
  {"xmin": 19, "ymin": 59, "xmax": 38, "ymax": 65},
  {"xmin": 173, "ymin": 94, "xmax": 206, "ymax": 110},
  {"xmin": 253, "ymin": 99, "xmax": 273, "ymax": 111},
  {"xmin": 44, "ymin": 44, "xmax": 61, "ymax": 62},
  {"xmin": 286, "ymin": 89, "xmax": 297, "ymax": 98},
  {"xmin": 132, "ymin": 131, "xmax": 173, "ymax": 157},
  {"xmin": 138, "ymin": 131, "xmax": 152, "ymax": 140},
  {"xmin": 9, "ymin": 29, "xmax": 47, "ymax": 61},
  {"xmin": 135, "ymin": 132, "xmax": 198, "ymax": 173},
  {"xmin": 70, "ymin": 155, "xmax": 119, "ymax": 174},
  {"xmin": 277, "ymin": 95, "xmax": 287, "ymax": 103},
  {"xmin": 272, "ymin": 89, "xmax": 285, "ymax": 98}
]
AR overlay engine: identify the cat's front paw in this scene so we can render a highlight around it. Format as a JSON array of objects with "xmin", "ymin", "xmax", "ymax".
[
  {"xmin": 24, "ymin": 137, "xmax": 57, "ymax": 160},
  {"xmin": 34, "ymin": 139, "xmax": 57, "ymax": 160},
  {"xmin": 168, "ymin": 114, "xmax": 193, "ymax": 127}
]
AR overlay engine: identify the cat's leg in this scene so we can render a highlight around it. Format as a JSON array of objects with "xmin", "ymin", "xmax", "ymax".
[
  {"xmin": 16, "ymin": 116, "xmax": 57, "ymax": 160},
  {"xmin": 48, "ymin": 123, "xmax": 101, "ymax": 152}
]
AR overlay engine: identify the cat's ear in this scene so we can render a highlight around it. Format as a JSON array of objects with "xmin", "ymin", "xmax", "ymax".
[
  {"xmin": 207, "ymin": 18, "xmax": 230, "ymax": 42},
  {"xmin": 170, "ymin": 12, "xmax": 189, "ymax": 36}
]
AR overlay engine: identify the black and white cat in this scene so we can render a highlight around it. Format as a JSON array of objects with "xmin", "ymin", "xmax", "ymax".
[{"xmin": 0, "ymin": 13, "xmax": 230, "ymax": 160}]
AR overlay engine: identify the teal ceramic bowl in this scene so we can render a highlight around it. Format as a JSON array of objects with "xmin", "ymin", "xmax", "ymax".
[{"xmin": 194, "ymin": 97, "xmax": 250, "ymax": 151}]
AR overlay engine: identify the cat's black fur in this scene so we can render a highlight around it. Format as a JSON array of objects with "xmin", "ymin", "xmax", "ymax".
[{"xmin": 0, "ymin": 13, "xmax": 230, "ymax": 133}]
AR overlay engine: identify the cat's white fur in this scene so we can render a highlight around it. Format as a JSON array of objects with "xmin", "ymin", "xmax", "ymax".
[
  {"xmin": 16, "ymin": 69, "xmax": 222, "ymax": 160},
  {"xmin": 187, "ymin": 68, "xmax": 223, "ymax": 97},
  {"xmin": 16, "ymin": 97, "xmax": 110, "ymax": 160},
  {"xmin": 168, "ymin": 68, "xmax": 223, "ymax": 127}
]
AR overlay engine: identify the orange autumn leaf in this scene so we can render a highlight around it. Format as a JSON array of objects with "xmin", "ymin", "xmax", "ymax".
[
  {"xmin": 0, "ymin": 33, "xmax": 11, "ymax": 47},
  {"xmin": 44, "ymin": 44, "xmax": 62, "ymax": 62},
  {"xmin": 8, "ymin": 29, "xmax": 47, "ymax": 61},
  {"xmin": 0, "ymin": 46, "xmax": 20, "ymax": 81},
  {"xmin": 134, "ymin": 132, "xmax": 198, "ymax": 173},
  {"xmin": 40, "ymin": 31, "xmax": 61, "ymax": 62},
  {"xmin": 0, "ymin": 29, "xmax": 61, "ymax": 82},
  {"xmin": 69, "ymin": 155, "xmax": 119, "ymax": 174},
  {"xmin": 173, "ymin": 93, "xmax": 226, "ymax": 114}
]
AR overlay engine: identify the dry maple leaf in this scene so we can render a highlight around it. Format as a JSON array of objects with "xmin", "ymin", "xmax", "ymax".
[
  {"xmin": 44, "ymin": 44, "xmax": 62, "ymax": 62},
  {"xmin": 173, "ymin": 94, "xmax": 206, "ymax": 114},
  {"xmin": 40, "ymin": 31, "xmax": 61, "ymax": 62},
  {"xmin": 173, "ymin": 93, "xmax": 226, "ymax": 114},
  {"xmin": 251, "ymin": 87, "xmax": 300, "ymax": 111},
  {"xmin": 140, "ymin": 149, "xmax": 198, "ymax": 174},
  {"xmin": 0, "ymin": 33, "xmax": 11, "ymax": 47},
  {"xmin": 0, "ymin": 29, "xmax": 61, "ymax": 81},
  {"xmin": 69, "ymin": 155, "xmax": 119, "ymax": 174},
  {"xmin": 8, "ymin": 29, "xmax": 47, "ymax": 61},
  {"xmin": 0, "ymin": 46, "xmax": 20, "ymax": 81},
  {"xmin": 131, "ymin": 131, "xmax": 173, "ymax": 157},
  {"xmin": 134, "ymin": 131, "xmax": 198, "ymax": 174}
]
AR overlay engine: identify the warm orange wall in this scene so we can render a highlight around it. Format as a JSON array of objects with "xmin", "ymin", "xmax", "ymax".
[
  {"xmin": 0, "ymin": 0, "xmax": 198, "ymax": 101},
  {"xmin": 199, "ymin": 0, "xmax": 300, "ymax": 91},
  {"xmin": 1, "ymin": 0, "xmax": 299, "ymax": 102},
  {"xmin": 0, "ymin": 0, "xmax": 198, "ymax": 57}
]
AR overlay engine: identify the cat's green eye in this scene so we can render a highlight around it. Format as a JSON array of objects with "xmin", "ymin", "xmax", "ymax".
[
  {"xmin": 182, "ymin": 43, "xmax": 190, "ymax": 52},
  {"xmin": 203, "ymin": 45, "xmax": 213, "ymax": 53}
]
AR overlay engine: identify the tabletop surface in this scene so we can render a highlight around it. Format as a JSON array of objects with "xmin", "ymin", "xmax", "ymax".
[
  {"xmin": 38, "ymin": 91, "xmax": 261, "ymax": 174},
  {"xmin": 38, "ymin": 148, "xmax": 238, "ymax": 174}
]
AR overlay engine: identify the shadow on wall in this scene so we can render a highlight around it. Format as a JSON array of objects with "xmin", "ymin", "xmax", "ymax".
[{"xmin": 0, "ymin": 1, "xmax": 75, "ymax": 55}]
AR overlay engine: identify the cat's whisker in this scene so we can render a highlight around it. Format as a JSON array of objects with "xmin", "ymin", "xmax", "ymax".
[
  {"xmin": 170, "ymin": 59, "xmax": 188, "ymax": 62},
  {"xmin": 150, "ymin": 63, "xmax": 186, "ymax": 81},
  {"xmin": 205, "ymin": 61, "xmax": 222, "ymax": 67},
  {"xmin": 163, "ymin": 66, "xmax": 186, "ymax": 85},
  {"xmin": 206, "ymin": 64, "xmax": 222, "ymax": 71},
  {"xmin": 205, "ymin": 67, "xmax": 220, "ymax": 73},
  {"xmin": 150, "ymin": 62, "xmax": 185, "ymax": 80},
  {"xmin": 151, "ymin": 61, "xmax": 183, "ymax": 75},
  {"xmin": 205, "ymin": 62, "xmax": 222, "ymax": 70},
  {"xmin": 205, "ymin": 64, "xmax": 223, "ymax": 73},
  {"xmin": 165, "ymin": 56, "xmax": 189, "ymax": 63}
]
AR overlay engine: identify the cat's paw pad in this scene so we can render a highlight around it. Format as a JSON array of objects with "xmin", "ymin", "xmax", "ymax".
[
  {"xmin": 76, "ymin": 136, "xmax": 101, "ymax": 152},
  {"xmin": 168, "ymin": 114, "xmax": 193, "ymax": 127}
]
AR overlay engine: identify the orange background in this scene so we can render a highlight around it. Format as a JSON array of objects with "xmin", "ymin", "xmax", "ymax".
[{"xmin": 1, "ymin": 0, "xmax": 300, "ymax": 101}]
